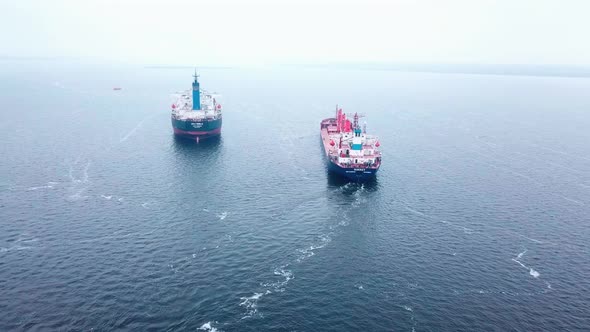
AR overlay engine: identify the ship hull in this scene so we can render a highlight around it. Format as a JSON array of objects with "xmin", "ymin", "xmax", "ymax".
[
  {"xmin": 326, "ymin": 159, "xmax": 378, "ymax": 181},
  {"xmin": 171, "ymin": 118, "xmax": 222, "ymax": 140}
]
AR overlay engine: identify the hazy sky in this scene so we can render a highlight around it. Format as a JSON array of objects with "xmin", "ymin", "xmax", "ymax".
[{"xmin": 1, "ymin": 0, "xmax": 589, "ymax": 65}]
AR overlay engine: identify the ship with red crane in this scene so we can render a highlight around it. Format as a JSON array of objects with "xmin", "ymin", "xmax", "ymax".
[{"xmin": 320, "ymin": 106, "xmax": 381, "ymax": 181}]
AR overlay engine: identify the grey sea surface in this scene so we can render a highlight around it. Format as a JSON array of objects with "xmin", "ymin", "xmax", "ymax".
[{"xmin": 1, "ymin": 62, "xmax": 589, "ymax": 331}]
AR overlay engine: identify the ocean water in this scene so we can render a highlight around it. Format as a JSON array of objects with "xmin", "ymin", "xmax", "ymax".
[{"xmin": 1, "ymin": 61, "xmax": 590, "ymax": 331}]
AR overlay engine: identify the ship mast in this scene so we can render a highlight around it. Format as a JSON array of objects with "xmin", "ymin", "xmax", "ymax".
[
  {"xmin": 193, "ymin": 68, "xmax": 200, "ymax": 82},
  {"xmin": 192, "ymin": 69, "xmax": 201, "ymax": 111}
]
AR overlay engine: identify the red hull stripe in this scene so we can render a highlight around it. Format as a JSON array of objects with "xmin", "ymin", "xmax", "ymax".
[{"xmin": 173, "ymin": 127, "xmax": 221, "ymax": 136}]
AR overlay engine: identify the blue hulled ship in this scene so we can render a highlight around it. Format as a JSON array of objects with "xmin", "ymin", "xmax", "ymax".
[{"xmin": 171, "ymin": 72, "xmax": 222, "ymax": 142}]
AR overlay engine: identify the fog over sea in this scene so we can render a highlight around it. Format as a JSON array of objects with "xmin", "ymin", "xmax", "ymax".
[{"xmin": 1, "ymin": 60, "xmax": 589, "ymax": 331}]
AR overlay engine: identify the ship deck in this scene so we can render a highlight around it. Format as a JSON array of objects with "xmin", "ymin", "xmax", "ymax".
[
  {"xmin": 320, "ymin": 118, "xmax": 339, "ymax": 157},
  {"xmin": 320, "ymin": 118, "xmax": 381, "ymax": 170},
  {"xmin": 171, "ymin": 89, "xmax": 221, "ymax": 121}
]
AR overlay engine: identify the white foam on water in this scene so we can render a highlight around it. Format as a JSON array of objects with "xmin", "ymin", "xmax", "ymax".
[
  {"xmin": 101, "ymin": 195, "xmax": 112, "ymax": 200},
  {"xmin": 452, "ymin": 223, "xmax": 473, "ymax": 233},
  {"xmin": 351, "ymin": 185, "xmax": 367, "ymax": 207},
  {"xmin": 339, "ymin": 183, "xmax": 353, "ymax": 192},
  {"xmin": 403, "ymin": 305, "xmax": 413, "ymax": 312},
  {"xmin": 69, "ymin": 160, "xmax": 90, "ymax": 184},
  {"xmin": 141, "ymin": 202, "xmax": 149, "ymax": 209},
  {"xmin": 168, "ymin": 264, "xmax": 179, "ymax": 273},
  {"xmin": 518, "ymin": 234, "xmax": 543, "ymax": 244},
  {"xmin": 15, "ymin": 246, "xmax": 32, "ymax": 251},
  {"xmin": 118, "ymin": 197, "xmax": 124, "ymax": 202},
  {"xmin": 296, "ymin": 235, "xmax": 331, "ymax": 263},
  {"xmin": 47, "ymin": 181, "xmax": 59, "ymax": 185},
  {"xmin": 320, "ymin": 233, "xmax": 332, "ymax": 242},
  {"xmin": 488, "ymin": 227, "xmax": 546, "ymax": 244},
  {"xmin": 247, "ymin": 238, "xmax": 305, "ymax": 314},
  {"xmin": 27, "ymin": 185, "xmax": 53, "ymax": 191},
  {"xmin": 296, "ymin": 248, "xmax": 315, "ymax": 262},
  {"xmin": 192, "ymin": 254, "xmax": 197, "ymax": 258},
  {"xmin": 0, "ymin": 245, "xmax": 33, "ymax": 253},
  {"xmin": 246, "ymin": 293, "xmax": 264, "ymax": 300},
  {"xmin": 274, "ymin": 267, "xmax": 293, "ymax": 282},
  {"xmin": 120, "ymin": 116, "xmax": 151, "ymax": 143},
  {"xmin": 18, "ymin": 237, "xmax": 38, "ymax": 243},
  {"xmin": 239, "ymin": 213, "xmax": 338, "ymax": 318},
  {"xmin": 512, "ymin": 250, "xmax": 542, "ymax": 279},
  {"xmin": 198, "ymin": 321, "xmax": 219, "ymax": 332},
  {"xmin": 404, "ymin": 206, "xmax": 426, "ymax": 217},
  {"xmin": 217, "ymin": 212, "xmax": 228, "ymax": 220},
  {"xmin": 239, "ymin": 292, "xmax": 265, "ymax": 319},
  {"xmin": 82, "ymin": 162, "xmax": 90, "ymax": 183},
  {"xmin": 203, "ymin": 208, "xmax": 209, "ymax": 212},
  {"xmin": 262, "ymin": 265, "xmax": 294, "ymax": 292},
  {"xmin": 560, "ymin": 196, "xmax": 585, "ymax": 206},
  {"xmin": 67, "ymin": 189, "xmax": 89, "ymax": 202},
  {"xmin": 511, "ymin": 258, "xmax": 528, "ymax": 270},
  {"xmin": 462, "ymin": 226, "xmax": 473, "ymax": 234},
  {"xmin": 66, "ymin": 160, "xmax": 91, "ymax": 201}
]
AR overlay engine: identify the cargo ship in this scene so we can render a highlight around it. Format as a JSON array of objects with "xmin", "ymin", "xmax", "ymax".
[
  {"xmin": 320, "ymin": 107, "xmax": 381, "ymax": 181},
  {"xmin": 171, "ymin": 71, "xmax": 222, "ymax": 142}
]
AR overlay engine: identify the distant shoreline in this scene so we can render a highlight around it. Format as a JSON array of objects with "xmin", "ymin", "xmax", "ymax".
[
  {"xmin": 283, "ymin": 63, "xmax": 590, "ymax": 78},
  {"xmin": 2, "ymin": 56, "xmax": 589, "ymax": 78},
  {"xmin": 144, "ymin": 65, "xmax": 234, "ymax": 70}
]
